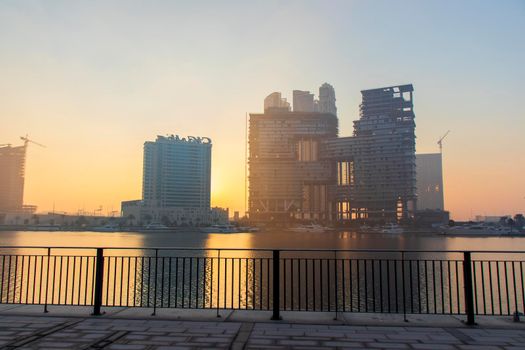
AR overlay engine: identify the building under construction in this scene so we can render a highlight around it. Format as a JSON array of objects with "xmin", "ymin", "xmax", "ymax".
[
  {"xmin": 249, "ymin": 85, "xmax": 338, "ymax": 222},
  {"xmin": 324, "ymin": 84, "xmax": 416, "ymax": 222},
  {"xmin": 0, "ymin": 144, "xmax": 27, "ymax": 212},
  {"xmin": 249, "ymin": 84, "xmax": 417, "ymax": 224}
]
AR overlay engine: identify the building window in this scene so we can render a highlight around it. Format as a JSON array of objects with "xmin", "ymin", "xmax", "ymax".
[
  {"xmin": 297, "ymin": 140, "xmax": 318, "ymax": 161},
  {"xmin": 302, "ymin": 184, "xmax": 327, "ymax": 219},
  {"xmin": 337, "ymin": 161, "xmax": 354, "ymax": 186}
]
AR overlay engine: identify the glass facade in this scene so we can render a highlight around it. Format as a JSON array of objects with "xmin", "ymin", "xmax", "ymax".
[{"xmin": 142, "ymin": 135, "xmax": 211, "ymax": 209}]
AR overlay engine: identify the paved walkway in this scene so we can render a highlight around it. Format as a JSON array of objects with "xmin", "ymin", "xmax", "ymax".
[{"xmin": 0, "ymin": 306, "xmax": 525, "ymax": 349}]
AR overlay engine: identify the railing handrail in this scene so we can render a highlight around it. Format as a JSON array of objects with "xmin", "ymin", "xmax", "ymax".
[{"xmin": 0, "ymin": 245, "xmax": 525, "ymax": 254}]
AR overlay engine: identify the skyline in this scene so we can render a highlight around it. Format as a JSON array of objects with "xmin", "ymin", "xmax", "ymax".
[{"xmin": 1, "ymin": 1, "xmax": 524, "ymax": 220}]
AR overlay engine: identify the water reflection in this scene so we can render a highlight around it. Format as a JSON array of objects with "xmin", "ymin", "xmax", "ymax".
[{"xmin": 1, "ymin": 230, "xmax": 525, "ymax": 314}]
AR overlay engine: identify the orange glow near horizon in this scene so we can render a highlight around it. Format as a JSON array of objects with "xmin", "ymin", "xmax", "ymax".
[{"xmin": 1, "ymin": 2, "xmax": 523, "ymax": 221}]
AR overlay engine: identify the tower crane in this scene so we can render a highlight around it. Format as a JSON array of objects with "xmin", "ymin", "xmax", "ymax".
[
  {"xmin": 20, "ymin": 135, "xmax": 46, "ymax": 148},
  {"xmin": 437, "ymin": 130, "xmax": 450, "ymax": 154}
]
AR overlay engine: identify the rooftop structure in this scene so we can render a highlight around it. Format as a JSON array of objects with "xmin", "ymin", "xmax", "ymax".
[
  {"xmin": 318, "ymin": 83, "xmax": 337, "ymax": 116},
  {"xmin": 292, "ymin": 90, "xmax": 317, "ymax": 112},
  {"xmin": 264, "ymin": 92, "xmax": 290, "ymax": 113}
]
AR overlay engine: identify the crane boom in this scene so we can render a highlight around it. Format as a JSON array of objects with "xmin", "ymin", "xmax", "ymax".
[
  {"xmin": 20, "ymin": 135, "xmax": 46, "ymax": 148},
  {"xmin": 437, "ymin": 130, "xmax": 450, "ymax": 153}
]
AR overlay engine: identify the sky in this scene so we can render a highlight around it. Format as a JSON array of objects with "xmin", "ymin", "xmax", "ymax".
[{"xmin": 0, "ymin": 0, "xmax": 524, "ymax": 220}]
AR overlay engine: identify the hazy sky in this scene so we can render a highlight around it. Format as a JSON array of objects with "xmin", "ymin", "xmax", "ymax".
[{"xmin": 1, "ymin": 0, "xmax": 524, "ymax": 220}]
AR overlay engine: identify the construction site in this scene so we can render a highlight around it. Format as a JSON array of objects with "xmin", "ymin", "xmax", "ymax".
[
  {"xmin": 248, "ymin": 84, "xmax": 419, "ymax": 224},
  {"xmin": 0, "ymin": 136, "xmax": 43, "ymax": 215}
]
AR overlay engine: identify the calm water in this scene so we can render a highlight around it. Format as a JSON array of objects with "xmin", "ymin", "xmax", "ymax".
[
  {"xmin": 1, "ymin": 229, "xmax": 525, "ymax": 251},
  {"xmin": 1, "ymin": 230, "xmax": 524, "ymax": 314}
]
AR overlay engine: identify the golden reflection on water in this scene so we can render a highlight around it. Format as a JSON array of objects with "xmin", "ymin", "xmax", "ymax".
[{"xmin": 1, "ymin": 230, "xmax": 525, "ymax": 312}]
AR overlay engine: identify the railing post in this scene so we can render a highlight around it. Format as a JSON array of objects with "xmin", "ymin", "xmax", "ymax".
[
  {"xmin": 402, "ymin": 251, "xmax": 407, "ymax": 322},
  {"xmin": 92, "ymin": 248, "xmax": 104, "ymax": 316},
  {"xmin": 152, "ymin": 249, "xmax": 158, "ymax": 316},
  {"xmin": 463, "ymin": 251, "xmax": 476, "ymax": 325},
  {"xmin": 334, "ymin": 250, "xmax": 338, "ymax": 320},
  {"xmin": 217, "ymin": 249, "xmax": 221, "ymax": 318},
  {"xmin": 271, "ymin": 250, "xmax": 281, "ymax": 320},
  {"xmin": 44, "ymin": 248, "xmax": 51, "ymax": 313}
]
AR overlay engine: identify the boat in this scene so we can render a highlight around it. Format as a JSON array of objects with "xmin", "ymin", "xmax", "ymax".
[
  {"xmin": 27, "ymin": 225, "xmax": 61, "ymax": 231},
  {"xmin": 288, "ymin": 224, "xmax": 333, "ymax": 233},
  {"xmin": 201, "ymin": 225, "xmax": 239, "ymax": 233},
  {"xmin": 359, "ymin": 224, "xmax": 376, "ymax": 232},
  {"xmin": 91, "ymin": 224, "xmax": 119, "ymax": 232},
  {"xmin": 138, "ymin": 223, "xmax": 173, "ymax": 233},
  {"xmin": 379, "ymin": 223, "xmax": 404, "ymax": 234},
  {"xmin": 444, "ymin": 224, "xmax": 515, "ymax": 236},
  {"xmin": 238, "ymin": 226, "xmax": 261, "ymax": 233}
]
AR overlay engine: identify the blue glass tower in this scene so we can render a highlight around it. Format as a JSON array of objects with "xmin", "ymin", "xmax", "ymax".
[{"xmin": 142, "ymin": 135, "xmax": 211, "ymax": 209}]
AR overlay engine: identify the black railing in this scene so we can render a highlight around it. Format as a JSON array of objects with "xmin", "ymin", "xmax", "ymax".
[{"xmin": 1, "ymin": 247, "xmax": 525, "ymax": 324}]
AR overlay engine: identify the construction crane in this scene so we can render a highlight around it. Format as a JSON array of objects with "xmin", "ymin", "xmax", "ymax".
[
  {"xmin": 0, "ymin": 143, "xmax": 12, "ymax": 147},
  {"xmin": 20, "ymin": 135, "xmax": 46, "ymax": 148},
  {"xmin": 437, "ymin": 130, "xmax": 450, "ymax": 153}
]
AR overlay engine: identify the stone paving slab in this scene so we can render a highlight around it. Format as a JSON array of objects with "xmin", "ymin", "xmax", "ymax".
[{"xmin": 0, "ymin": 314, "xmax": 525, "ymax": 349}]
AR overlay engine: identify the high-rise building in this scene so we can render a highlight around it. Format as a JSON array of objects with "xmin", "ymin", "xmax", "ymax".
[
  {"xmin": 249, "ymin": 88, "xmax": 338, "ymax": 222},
  {"xmin": 0, "ymin": 144, "xmax": 26, "ymax": 212},
  {"xmin": 249, "ymin": 83, "xmax": 417, "ymax": 224},
  {"xmin": 318, "ymin": 83, "xmax": 337, "ymax": 116},
  {"xmin": 416, "ymin": 153, "xmax": 444, "ymax": 210},
  {"xmin": 264, "ymin": 92, "xmax": 290, "ymax": 112},
  {"xmin": 324, "ymin": 84, "xmax": 417, "ymax": 221},
  {"xmin": 293, "ymin": 90, "xmax": 317, "ymax": 112},
  {"xmin": 122, "ymin": 134, "xmax": 227, "ymax": 226},
  {"xmin": 142, "ymin": 135, "xmax": 211, "ymax": 209}
]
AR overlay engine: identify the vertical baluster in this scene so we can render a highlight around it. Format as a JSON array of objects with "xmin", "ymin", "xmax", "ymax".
[
  {"xmin": 357, "ymin": 259, "xmax": 361, "ymax": 312},
  {"xmin": 44, "ymin": 249, "xmax": 51, "ymax": 312},
  {"xmin": 512, "ymin": 262, "xmax": 519, "ymax": 320},
  {"xmin": 271, "ymin": 250, "xmax": 281, "ymax": 320},
  {"xmin": 379, "ymin": 260, "xmax": 383, "ymax": 313},
  {"xmin": 496, "ymin": 261, "xmax": 502, "ymax": 315},
  {"xmin": 448, "ymin": 260, "xmax": 452, "ymax": 314},
  {"xmin": 364, "ymin": 259, "xmax": 368, "ymax": 313},
  {"xmin": 20, "ymin": 255, "xmax": 25, "ymax": 304},
  {"xmin": 456, "ymin": 261, "xmax": 461, "ymax": 314},
  {"xmin": 505, "ymin": 261, "xmax": 510, "ymax": 315},
  {"xmin": 259, "ymin": 258, "xmax": 263, "ymax": 310}
]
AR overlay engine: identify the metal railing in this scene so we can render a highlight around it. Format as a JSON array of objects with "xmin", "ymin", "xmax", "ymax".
[{"xmin": 1, "ymin": 246, "xmax": 524, "ymax": 324}]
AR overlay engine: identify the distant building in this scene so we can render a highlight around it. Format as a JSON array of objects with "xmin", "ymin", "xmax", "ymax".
[
  {"xmin": 249, "ymin": 83, "xmax": 417, "ymax": 224},
  {"xmin": 318, "ymin": 83, "xmax": 337, "ymax": 116},
  {"xmin": 324, "ymin": 84, "xmax": 417, "ymax": 222},
  {"xmin": 416, "ymin": 153, "xmax": 444, "ymax": 210},
  {"xmin": 0, "ymin": 144, "xmax": 26, "ymax": 212},
  {"xmin": 122, "ymin": 135, "xmax": 228, "ymax": 226},
  {"xmin": 233, "ymin": 211, "xmax": 240, "ymax": 221},
  {"xmin": 143, "ymin": 135, "xmax": 211, "ymax": 209},
  {"xmin": 264, "ymin": 92, "xmax": 290, "ymax": 112},
  {"xmin": 475, "ymin": 215, "xmax": 510, "ymax": 223},
  {"xmin": 293, "ymin": 90, "xmax": 317, "ymax": 112},
  {"xmin": 249, "ymin": 86, "xmax": 338, "ymax": 222}
]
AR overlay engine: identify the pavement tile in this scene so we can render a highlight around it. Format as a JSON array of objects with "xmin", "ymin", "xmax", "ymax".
[
  {"xmin": 322, "ymin": 341, "xmax": 365, "ymax": 347},
  {"xmin": 458, "ymin": 346, "xmax": 503, "ymax": 350},
  {"xmin": 411, "ymin": 344, "xmax": 457, "ymax": 350},
  {"xmin": 278, "ymin": 339, "xmax": 320, "ymax": 346},
  {"xmin": 367, "ymin": 342, "xmax": 410, "ymax": 349}
]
